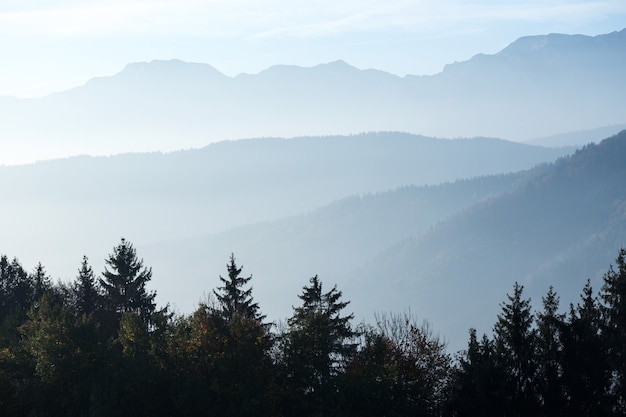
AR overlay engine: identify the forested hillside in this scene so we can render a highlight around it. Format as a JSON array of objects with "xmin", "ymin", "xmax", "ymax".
[
  {"xmin": 134, "ymin": 130, "xmax": 626, "ymax": 351},
  {"xmin": 355, "ymin": 130, "xmax": 626, "ymax": 348}
]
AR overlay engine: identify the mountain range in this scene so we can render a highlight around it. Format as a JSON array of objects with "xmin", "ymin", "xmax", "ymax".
[
  {"xmin": 142, "ymin": 130, "xmax": 626, "ymax": 351},
  {"xmin": 1, "ymin": 29, "xmax": 625, "ymax": 165},
  {"xmin": 5, "ymin": 129, "xmax": 626, "ymax": 351}
]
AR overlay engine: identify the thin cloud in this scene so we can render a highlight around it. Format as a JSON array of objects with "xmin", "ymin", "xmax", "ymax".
[
  {"xmin": 1, "ymin": 0, "xmax": 624, "ymax": 39},
  {"xmin": 250, "ymin": 0, "xmax": 626, "ymax": 40}
]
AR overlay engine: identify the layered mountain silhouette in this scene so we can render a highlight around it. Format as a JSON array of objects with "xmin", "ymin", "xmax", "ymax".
[
  {"xmin": 1, "ymin": 127, "xmax": 623, "ymax": 351},
  {"xmin": 137, "ymin": 131, "xmax": 625, "ymax": 351},
  {"xmin": 0, "ymin": 134, "xmax": 571, "ymax": 335},
  {"xmin": 350, "ymin": 130, "xmax": 626, "ymax": 349},
  {"xmin": 2, "ymin": 29, "xmax": 625, "ymax": 164}
]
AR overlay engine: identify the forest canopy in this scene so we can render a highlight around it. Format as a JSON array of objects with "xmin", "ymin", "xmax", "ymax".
[{"xmin": 1, "ymin": 239, "xmax": 626, "ymax": 416}]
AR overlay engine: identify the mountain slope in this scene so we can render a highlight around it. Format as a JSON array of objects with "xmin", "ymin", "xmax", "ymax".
[
  {"xmin": 526, "ymin": 124, "xmax": 626, "ymax": 147},
  {"xmin": 137, "ymin": 131, "xmax": 626, "ymax": 352},
  {"xmin": 141, "ymin": 170, "xmax": 538, "ymax": 320},
  {"xmin": 353, "ymin": 130, "xmax": 626, "ymax": 350},
  {"xmin": 0, "ymin": 133, "xmax": 569, "ymax": 297}
]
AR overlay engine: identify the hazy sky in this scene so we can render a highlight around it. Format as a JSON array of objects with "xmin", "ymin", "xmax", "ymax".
[{"xmin": 1, "ymin": 0, "xmax": 625, "ymax": 97}]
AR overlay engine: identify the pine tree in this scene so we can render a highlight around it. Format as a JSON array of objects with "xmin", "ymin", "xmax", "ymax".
[
  {"xmin": 493, "ymin": 282, "xmax": 538, "ymax": 416},
  {"xmin": 281, "ymin": 275, "xmax": 357, "ymax": 416},
  {"xmin": 535, "ymin": 286, "xmax": 566, "ymax": 415},
  {"xmin": 31, "ymin": 262, "xmax": 51, "ymax": 305},
  {"xmin": 600, "ymin": 248, "xmax": 626, "ymax": 413},
  {"xmin": 451, "ymin": 329, "xmax": 507, "ymax": 417},
  {"xmin": 99, "ymin": 238, "xmax": 156, "ymax": 328},
  {"xmin": 561, "ymin": 280, "xmax": 611, "ymax": 415},
  {"xmin": 0, "ymin": 256, "xmax": 31, "ymax": 322},
  {"xmin": 73, "ymin": 255, "xmax": 101, "ymax": 317},
  {"xmin": 213, "ymin": 253, "xmax": 263, "ymax": 322}
]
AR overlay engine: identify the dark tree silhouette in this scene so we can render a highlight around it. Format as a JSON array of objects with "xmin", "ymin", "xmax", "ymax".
[
  {"xmin": 451, "ymin": 329, "xmax": 507, "ymax": 417},
  {"xmin": 535, "ymin": 286, "xmax": 566, "ymax": 415},
  {"xmin": 600, "ymin": 248, "xmax": 626, "ymax": 413},
  {"xmin": 493, "ymin": 282, "xmax": 538, "ymax": 417},
  {"xmin": 73, "ymin": 255, "xmax": 101, "ymax": 317},
  {"xmin": 99, "ymin": 238, "xmax": 156, "ymax": 329},
  {"xmin": 280, "ymin": 275, "xmax": 357, "ymax": 416},
  {"xmin": 0, "ymin": 256, "xmax": 31, "ymax": 323},
  {"xmin": 561, "ymin": 279, "xmax": 611, "ymax": 415},
  {"xmin": 213, "ymin": 253, "xmax": 263, "ymax": 322}
]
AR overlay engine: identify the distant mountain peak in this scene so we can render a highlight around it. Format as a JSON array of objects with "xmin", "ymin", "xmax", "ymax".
[
  {"xmin": 315, "ymin": 59, "xmax": 355, "ymax": 69},
  {"xmin": 497, "ymin": 28, "xmax": 626, "ymax": 57},
  {"xmin": 256, "ymin": 59, "xmax": 360, "ymax": 77},
  {"xmin": 114, "ymin": 59, "xmax": 226, "ymax": 81}
]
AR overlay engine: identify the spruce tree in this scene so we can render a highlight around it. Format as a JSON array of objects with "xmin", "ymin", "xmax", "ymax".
[
  {"xmin": 282, "ymin": 275, "xmax": 356, "ymax": 416},
  {"xmin": 535, "ymin": 286, "xmax": 566, "ymax": 415},
  {"xmin": 99, "ymin": 238, "xmax": 156, "ymax": 328},
  {"xmin": 451, "ymin": 329, "xmax": 506, "ymax": 417},
  {"xmin": 74, "ymin": 255, "xmax": 101, "ymax": 317},
  {"xmin": 31, "ymin": 262, "xmax": 51, "ymax": 305},
  {"xmin": 213, "ymin": 253, "xmax": 263, "ymax": 322},
  {"xmin": 561, "ymin": 280, "xmax": 611, "ymax": 414},
  {"xmin": 493, "ymin": 282, "xmax": 538, "ymax": 416},
  {"xmin": 600, "ymin": 248, "xmax": 626, "ymax": 413}
]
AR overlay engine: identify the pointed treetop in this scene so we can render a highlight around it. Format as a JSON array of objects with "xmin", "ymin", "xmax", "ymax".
[{"xmin": 213, "ymin": 253, "xmax": 263, "ymax": 322}]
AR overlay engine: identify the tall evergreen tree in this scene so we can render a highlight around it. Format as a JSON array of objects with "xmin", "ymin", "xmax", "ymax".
[
  {"xmin": 450, "ymin": 329, "xmax": 507, "ymax": 417},
  {"xmin": 0, "ymin": 256, "xmax": 32, "ymax": 323},
  {"xmin": 561, "ymin": 279, "xmax": 612, "ymax": 415},
  {"xmin": 30, "ymin": 262, "xmax": 51, "ymax": 306},
  {"xmin": 281, "ymin": 275, "xmax": 357, "ymax": 416},
  {"xmin": 73, "ymin": 255, "xmax": 101, "ymax": 317},
  {"xmin": 493, "ymin": 282, "xmax": 538, "ymax": 416},
  {"xmin": 213, "ymin": 253, "xmax": 263, "ymax": 322},
  {"xmin": 600, "ymin": 248, "xmax": 626, "ymax": 413},
  {"xmin": 535, "ymin": 286, "xmax": 566, "ymax": 415},
  {"xmin": 99, "ymin": 238, "xmax": 156, "ymax": 329}
]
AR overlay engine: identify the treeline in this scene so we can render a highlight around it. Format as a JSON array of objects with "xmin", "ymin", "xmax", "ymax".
[{"xmin": 1, "ymin": 239, "xmax": 626, "ymax": 416}]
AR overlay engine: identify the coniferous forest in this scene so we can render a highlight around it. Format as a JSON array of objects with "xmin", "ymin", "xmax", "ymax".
[{"xmin": 2, "ymin": 239, "xmax": 626, "ymax": 416}]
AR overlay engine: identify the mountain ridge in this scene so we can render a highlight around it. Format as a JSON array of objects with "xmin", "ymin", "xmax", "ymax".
[
  {"xmin": 351, "ymin": 130, "xmax": 626, "ymax": 349},
  {"xmin": 1, "ymin": 28, "xmax": 624, "ymax": 165}
]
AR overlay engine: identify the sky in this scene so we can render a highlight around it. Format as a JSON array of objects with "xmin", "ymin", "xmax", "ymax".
[{"xmin": 0, "ymin": 0, "xmax": 625, "ymax": 98}]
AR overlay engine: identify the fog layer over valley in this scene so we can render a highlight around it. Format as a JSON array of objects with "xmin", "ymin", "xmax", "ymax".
[
  {"xmin": 0, "ymin": 133, "xmax": 572, "ymax": 341},
  {"xmin": 142, "ymin": 131, "xmax": 626, "ymax": 351},
  {"xmin": 3, "ymin": 131, "xmax": 625, "ymax": 350}
]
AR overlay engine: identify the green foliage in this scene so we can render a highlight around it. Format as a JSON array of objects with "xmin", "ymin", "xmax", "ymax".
[
  {"xmin": 19, "ymin": 290, "xmax": 100, "ymax": 416},
  {"xmin": 535, "ymin": 287, "xmax": 567, "ymax": 416},
  {"xmin": 600, "ymin": 248, "xmax": 626, "ymax": 413},
  {"xmin": 6, "ymin": 242, "xmax": 626, "ymax": 416},
  {"xmin": 213, "ymin": 253, "xmax": 263, "ymax": 322},
  {"xmin": 561, "ymin": 280, "xmax": 612, "ymax": 414},
  {"xmin": 99, "ymin": 238, "xmax": 156, "ymax": 332},
  {"xmin": 167, "ymin": 302, "xmax": 273, "ymax": 417},
  {"xmin": 279, "ymin": 275, "xmax": 357, "ymax": 416},
  {"xmin": 73, "ymin": 255, "xmax": 101, "ymax": 317},
  {"xmin": 493, "ymin": 282, "xmax": 539, "ymax": 416},
  {"xmin": 0, "ymin": 256, "xmax": 32, "ymax": 325},
  {"xmin": 450, "ymin": 329, "xmax": 507, "ymax": 417},
  {"xmin": 344, "ymin": 314, "xmax": 452, "ymax": 417}
]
